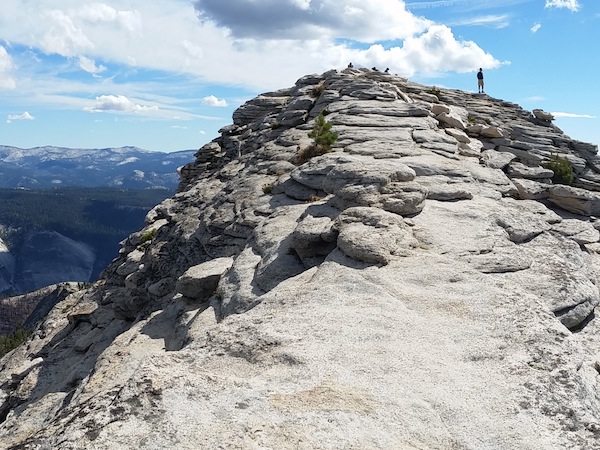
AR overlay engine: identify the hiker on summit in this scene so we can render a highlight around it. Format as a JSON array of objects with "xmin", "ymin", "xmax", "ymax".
[{"xmin": 477, "ymin": 68, "xmax": 484, "ymax": 93}]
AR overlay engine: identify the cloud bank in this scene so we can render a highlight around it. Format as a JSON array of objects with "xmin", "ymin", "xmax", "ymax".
[{"xmin": 0, "ymin": 0, "xmax": 502, "ymax": 94}]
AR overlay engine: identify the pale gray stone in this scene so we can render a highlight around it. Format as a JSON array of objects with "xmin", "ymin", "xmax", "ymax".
[
  {"xmin": 533, "ymin": 109, "xmax": 554, "ymax": 121},
  {"xmin": 551, "ymin": 219, "xmax": 600, "ymax": 244},
  {"xmin": 176, "ymin": 257, "xmax": 234, "ymax": 300},
  {"xmin": 436, "ymin": 111, "xmax": 466, "ymax": 130},
  {"xmin": 512, "ymin": 178, "xmax": 551, "ymax": 200},
  {"xmin": 480, "ymin": 149, "xmax": 516, "ymax": 169},
  {"xmin": 548, "ymin": 185, "xmax": 600, "ymax": 216},
  {"xmin": 445, "ymin": 128, "xmax": 470, "ymax": 143},
  {"xmin": 506, "ymin": 162, "xmax": 554, "ymax": 179},
  {"xmin": 1, "ymin": 68, "xmax": 600, "ymax": 450},
  {"xmin": 335, "ymin": 207, "xmax": 418, "ymax": 264}
]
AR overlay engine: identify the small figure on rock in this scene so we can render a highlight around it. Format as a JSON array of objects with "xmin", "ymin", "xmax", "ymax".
[
  {"xmin": 372, "ymin": 66, "xmax": 379, "ymax": 71},
  {"xmin": 384, "ymin": 68, "xmax": 390, "ymax": 73},
  {"xmin": 477, "ymin": 68, "xmax": 484, "ymax": 94},
  {"xmin": 347, "ymin": 62, "xmax": 354, "ymax": 68}
]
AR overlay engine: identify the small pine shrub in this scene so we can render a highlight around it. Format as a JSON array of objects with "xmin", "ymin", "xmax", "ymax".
[
  {"xmin": 308, "ymin": 113, "xmax": 338, "ymax": 150},
  {"xmin": 296, "ymin": 113, "xmax": 338, "ymax": 165},
  {"xmin": 544, "ymin": 154, "xmax": 574, "ymax": 185},
  {"xmin": 0, "ymin": 327, "xmax": 31, "ymax": 358}
]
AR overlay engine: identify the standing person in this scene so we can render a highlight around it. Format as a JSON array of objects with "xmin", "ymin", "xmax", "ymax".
[{"xmin": 477, "ymin": 68, "xmax": 484, "ymax": 93}]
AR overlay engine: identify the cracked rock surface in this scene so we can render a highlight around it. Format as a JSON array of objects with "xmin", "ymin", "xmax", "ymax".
[{"xmin": 1, "ymin": 68, "xmax": 600, "ymax": 449}]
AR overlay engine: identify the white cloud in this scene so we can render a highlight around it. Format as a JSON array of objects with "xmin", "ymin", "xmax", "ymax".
[
  {"xmin": 552, "ymin": 112, "xmax": 595, "ymax": 119},
  {"xmin": 0, "ymin": 45, "xmax": 16, "ymax": 89},
  {"xmin": 84, "ymin": 94, "xmax": 159, "ymax": 114},
  {"xmin": 525, "ymin": 96, "xmax": 545, "ymax": 101},
  {"xmin": 77, "ymin": 3, "xmax": 142, "ymax": 32},
  {"xmin": 78, "ymin": 55, "xmax": 106, "ymax": 74},
  {"xmin": 7, "ymin": 111, "xmax": 35, "ymax": 123},
  {"xmin": 194, "ymin": 0, "xmax": 432, "ymax": 42},
  {"xmin": 202, "ymin": 95, "xmax": 228, "ymax": 107},
  {"xmin": 41, "ymin": 9, "xmax": 94, "ymax": 56},
  {"xmin": 0, "ymin": 0, "xmax": 503, "ymax": 100},
  {"xmin": 370, "ymin": 24, "xmax": 502, "ymax": 77},
  {"xmin": 545, "ymin": 0, "xmax": 580, "ymax": 12},
  {"xmin": 531, "ymin": 23, "xmax": 541, "ymax": 33},
  {"xmin": 451, "ymin": 14, "xmax": 510, "ymax": 29}
]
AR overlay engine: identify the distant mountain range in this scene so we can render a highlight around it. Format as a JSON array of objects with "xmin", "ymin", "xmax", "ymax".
[
  {"xmin": 0, "ymin": 145, "xmax": 195, "ymax": 298},
  {"xmin": 0, "ymin": 145, "xmax": 196, "ymax": 189}
]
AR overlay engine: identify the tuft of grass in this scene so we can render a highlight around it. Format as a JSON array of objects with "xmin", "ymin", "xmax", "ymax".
[
  {"xmin": 426, "ymin": 86, "xmax": 441, "ymax": 98},
  {"xmin": 311, "ymin": 82, "xmax": 325, "ymax": 98},
  {"xmin": 140, "ymin": 228, "xmax": 157, "ymax": 244},
  {"xmin": 543, "ymin": 154, "xmax": 574, "ymax": 185},
  {"xmin": 306, "ymin": 194, "xmax": 324, "ymax": 203},
  {"xmin": 262, "ymin": 183, "xmax": 274, "ymax": 195},
  {"xmin": 0, "ymin": 328, "xmax": 31, "ymax": 358}
]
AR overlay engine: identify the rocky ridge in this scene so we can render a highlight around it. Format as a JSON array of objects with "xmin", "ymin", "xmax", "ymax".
[{"xmin": 1, "ymin": 68, "xmax": 600, "ymax": 449}]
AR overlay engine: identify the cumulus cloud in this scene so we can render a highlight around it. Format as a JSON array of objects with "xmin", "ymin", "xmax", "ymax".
[
  {"xmin": 0, "ymin": 45, "xmax": 16, "ymax": 89},
  {"xmin": 78, "ymin": 56, "xmax": 106, "ymax": 74},
  {"xmin": 7, "ymin": 112, "xmax": 35, "ymax": 123},
  {"xmin": 77, "ymin": 3, "xmax": 142, "ymax": 32},
  {"xmin": 84, "ymin": 95, "xmax": 159, "ymax": 114},
  {"xmin": 531, "ymin": 23, "xmax": 541, "ymax": 33},
  {"xmin": 194, "ymin": 0, "xmax": 432, "ymax": 42},
  {"xmin": 0, "ymin": 0, "xmax": 503, "ymax": 104},
  {"xmin": 41, "ymin": 10, "xmax": 94, "ymax": 56},
  {"xmin": 202, "ymin": 95, "xmax": 228, "ymax": 107},
  {"xmin": 545, "ymin": 0, "xmax": 580, "ymax": 11},
  {"xmin": 365, "ymin": 24, "xmax": 501, "ymax": 77},
  {"xmin": 552, "ymin": 112, "xmax": 595, "ymax": 119}
]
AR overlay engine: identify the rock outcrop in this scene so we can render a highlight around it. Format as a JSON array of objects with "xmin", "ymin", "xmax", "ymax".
[{"xmin": 1, "ymin": 68, "xmax": 600, "ymax": 449}]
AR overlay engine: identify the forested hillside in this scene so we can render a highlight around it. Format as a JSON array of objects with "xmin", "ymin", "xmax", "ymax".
[{"xmin": 0, "ymin": 188, "xmax": 172, "ymax": 294}]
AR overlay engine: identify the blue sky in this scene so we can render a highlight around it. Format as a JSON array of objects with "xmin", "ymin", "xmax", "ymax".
[{"xmin": 0, "ymin": 0, "xmax": 598, "ymax": 153}]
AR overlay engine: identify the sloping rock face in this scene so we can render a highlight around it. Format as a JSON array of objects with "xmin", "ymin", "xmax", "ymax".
[
  {"xmin": 1, "ymin": 69, "xmax": 600, "ymax": 449},
  {"xmin": 0, "ymin": 283, "xmax": 87, "ymax": 335}
]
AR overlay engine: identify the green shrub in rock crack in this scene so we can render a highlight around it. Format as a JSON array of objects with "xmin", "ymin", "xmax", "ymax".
[
  {"xmin": 544, "ymin": 154, "xmax": 574, "ymax": 185},
  {"xmin": 296, "ymin": 113, "xmax": 338, "ymax": 165}
]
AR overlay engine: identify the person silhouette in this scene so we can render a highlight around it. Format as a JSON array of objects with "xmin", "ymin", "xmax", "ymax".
[{"xmin": 477, "ymin": 68, "xmax": 484, "ymax": 93}]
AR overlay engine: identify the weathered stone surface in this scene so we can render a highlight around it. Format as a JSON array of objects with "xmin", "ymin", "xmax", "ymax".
[
  {"xmin": 334, "ymin": 207, "xmax": 417, "ymax": 264},
  {"xmin": 548, "ymin": 184, "xmax": 600, "ymax": 216},
  {"xmin": 1, "ymin": 69, "xmax": 600, "ymax": 450},
  {"xmin": 506, "ymin": 161, "xmax": 554, "ymax": 179},
  {"xmin": 176, "ymin": 257, "xmax": 234, "ymax": 300},
  {"xmin": 551, "ymin": 219, "xmax": 600, "ymax": 244},
  {"xmin": 436, "ymin": 111, "xmax": 466, "ymax": 130},
  {"xmin": 480, "ymin": 149, "xmax": 516, "ymax": 169},
  {"xmin": 512, "ymin": 178, "xmax": 550, "ymax": 200},
  {"xmin": 532, "ymin": 109, "xmax": 554, "ymax": 121},
  {"xmin": 445, "ymin": 128, "xmax": 470, "ymax": 144}
]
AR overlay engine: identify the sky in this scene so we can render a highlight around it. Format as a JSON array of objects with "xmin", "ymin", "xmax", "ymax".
[{"xmin": 0, "ymin": 0, "xmax": 598, "ymax": 153}]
